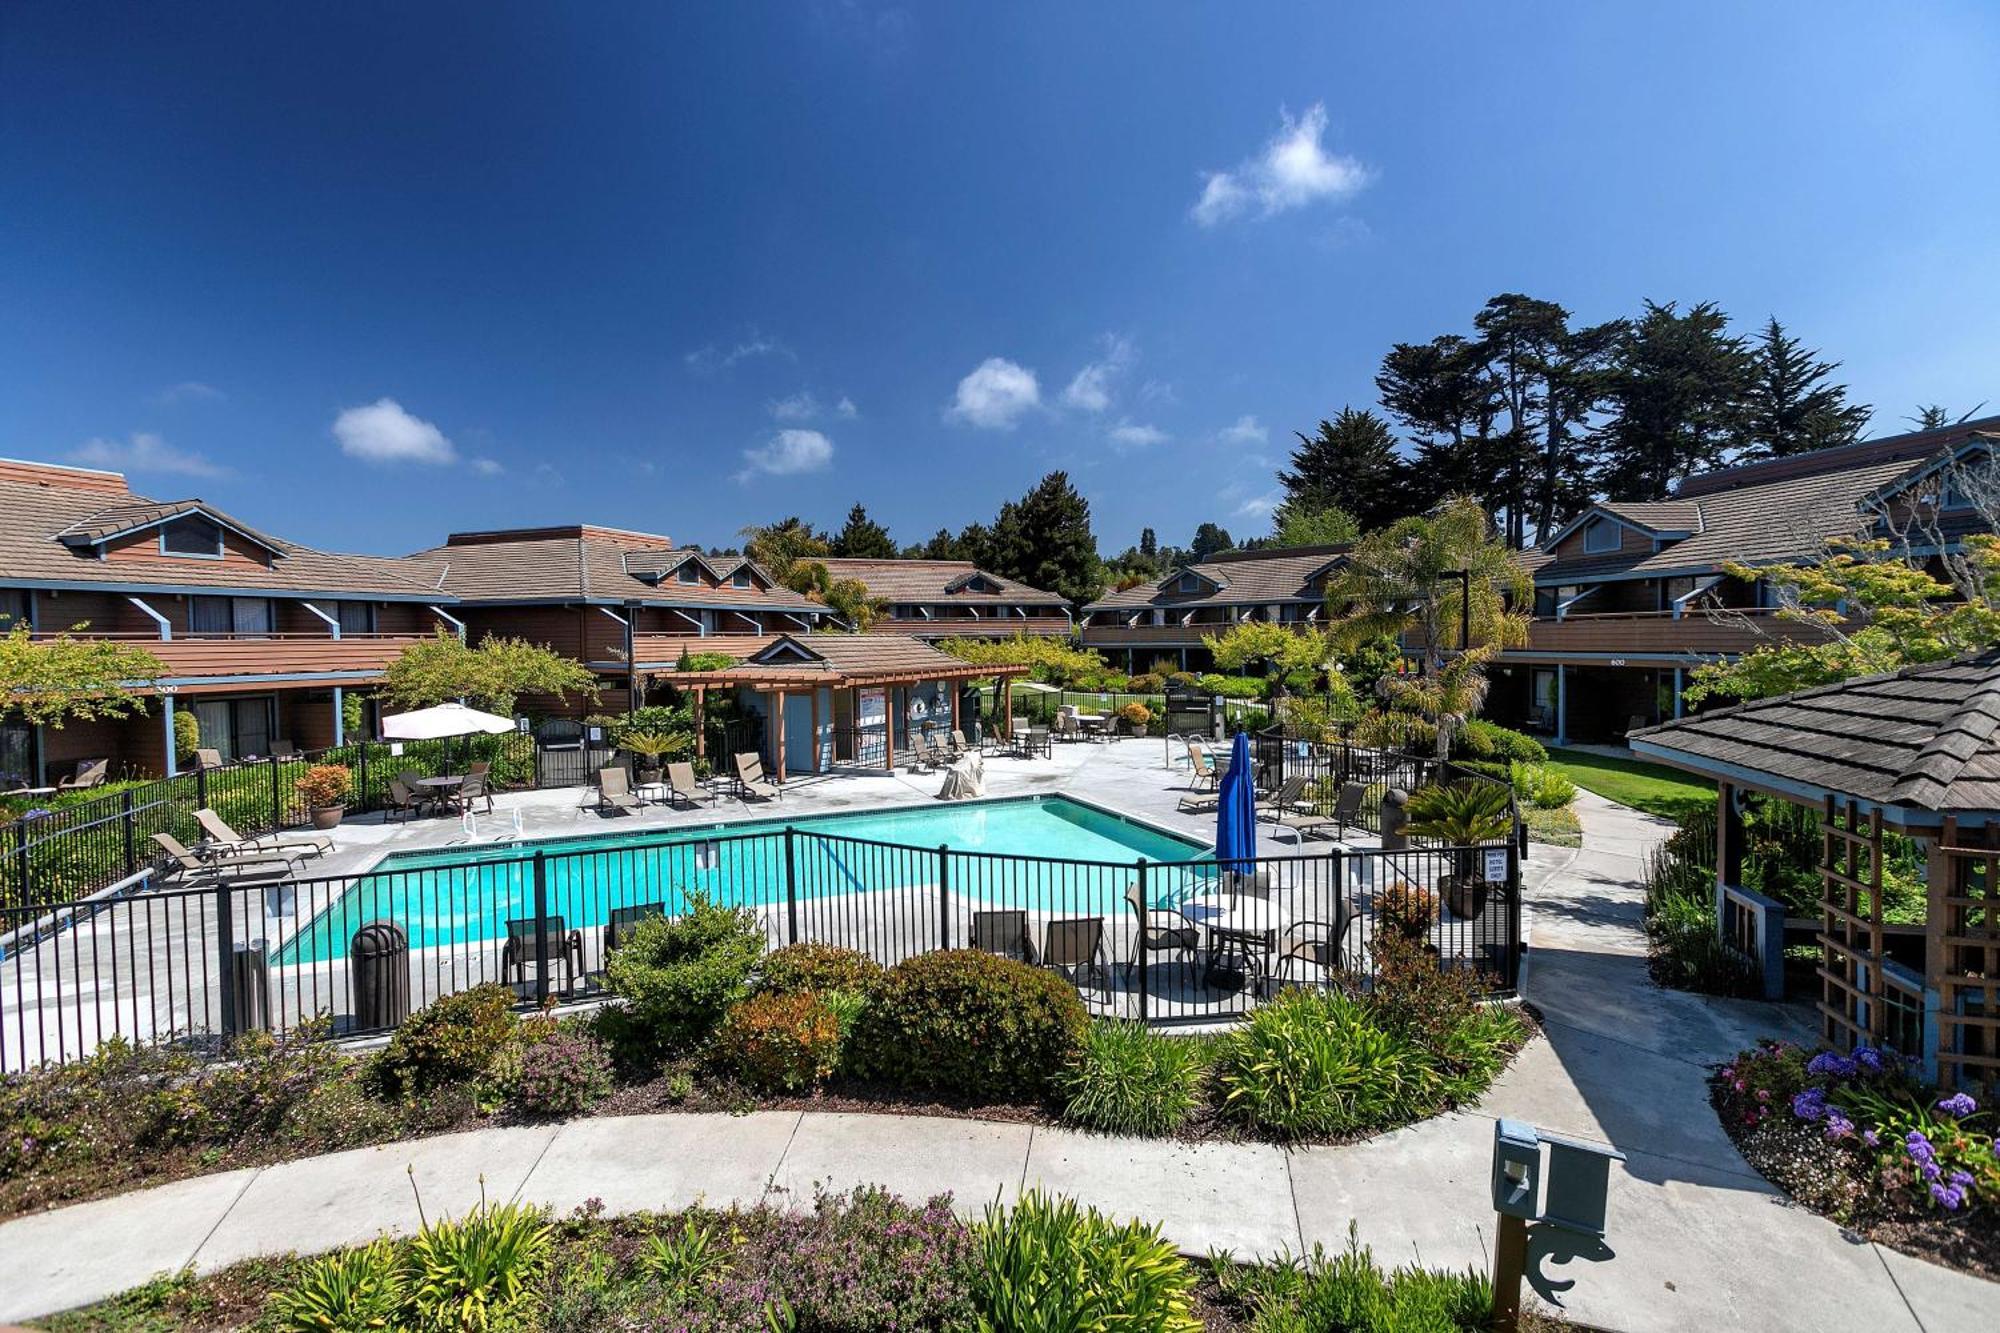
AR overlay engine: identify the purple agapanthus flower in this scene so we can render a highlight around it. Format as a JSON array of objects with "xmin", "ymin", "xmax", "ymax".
[
  {"xmin": 1853, "ymin": 1046, "xmax": 1886, "ymax": 1074},
  {"xmin": 1792, "ymin": 1088, "xmax": 1829, "ymax": 1121},
  {"xmin": 1824, "ymin": 1111, "xmax": 1855, "ymax": 1141},
  {"xmin": 1807, "ymin": 1051, "xmax": 1859, "ymax": 1079},
  {"xmin": 1862, "ymin": 1128, "xmax": 1880, "ymax": 1148},
  {"xmin": 1930, "ymin": 1182, "xmax": 1967, "ymax": 1211},
  {"xmin": 1936, "ymin": 1092, "xmax": 1978, "ymax": 1119}
]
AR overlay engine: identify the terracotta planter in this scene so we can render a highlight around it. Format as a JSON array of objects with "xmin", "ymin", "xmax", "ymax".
[
  {"xmin": 309, "ymin": 805, "xmax": 345, "ymax": 831},
  {"xmin": 637, "ymin": 767, "xmax": 663, "ymax": 785}
]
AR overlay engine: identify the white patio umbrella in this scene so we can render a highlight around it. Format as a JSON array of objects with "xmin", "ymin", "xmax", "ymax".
[{"xmin": 380, "ymin": 702, "xmax": 516, "ymax": 739}]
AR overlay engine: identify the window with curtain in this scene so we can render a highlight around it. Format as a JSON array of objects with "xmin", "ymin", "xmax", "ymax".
[
  {"xmin": 191, "ymin": 697, "xmax": 275, "ymax": 762},
  {"xmin": 0, "ymin": 723, "xmax": 31, "ymax": 786},
  {"xmin": 189, "ymin": 596, "xmax": 232, "ymax": 634},
  {"xmin": 335, "ymin": 601, "xmax": 376, "ymax": 634},
  {"xmin": 0, "ymin": 591, "xmax": 28, "ymax": 631},
  {"xmin": 231, "ymin": 599, "xmax": 273, "ymax": 635}
]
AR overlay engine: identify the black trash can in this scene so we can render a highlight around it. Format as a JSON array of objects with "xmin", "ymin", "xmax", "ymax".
[
  {"xmin": 228, "ymin": 942, "xmax": 270, "ymax": 1034},
  {"xmin": 351, "ymin": 920, "xmax": 410, "ymax": 1032}
]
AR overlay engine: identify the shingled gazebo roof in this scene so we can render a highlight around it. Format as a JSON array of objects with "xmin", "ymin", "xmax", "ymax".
[{"xmin": 1629, "ymin": 648, "xmax": 2000, "ymax": 824}]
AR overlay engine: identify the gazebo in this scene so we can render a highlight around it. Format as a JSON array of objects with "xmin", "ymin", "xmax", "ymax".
[
  {"xmin": 667, "ymin": 634, "xmax": 1028, "ymax": 780},
  {"xmin": 1631, "ymin": 649, "xmax": 2000, "ymax": 1092}
]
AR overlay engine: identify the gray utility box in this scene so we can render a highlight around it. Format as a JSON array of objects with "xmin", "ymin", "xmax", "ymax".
[{"xmin": 1491, "ymin": 1118, "xmax": 1625, "ymax": 1237}]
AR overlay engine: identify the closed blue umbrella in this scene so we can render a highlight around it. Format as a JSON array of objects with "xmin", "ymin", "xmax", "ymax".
[{"xmin": 1214, "ymin": 730, "xmax": 1257, "ymax": 874}]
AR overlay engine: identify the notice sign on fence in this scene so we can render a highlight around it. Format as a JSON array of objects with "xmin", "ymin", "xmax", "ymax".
[{"xmin": 1484, "ymin": 848, "xmax": 1510, "ymax": 882}]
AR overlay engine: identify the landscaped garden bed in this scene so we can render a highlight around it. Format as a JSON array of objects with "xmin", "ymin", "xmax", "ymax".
[
  {"xmin": 1, "ymin": 898, "xmax": 1533, "ymax": 1222},
  {"xmin": 1712, "ymin": 1039, "xmax": 1999, "ymax": 1279},
  {"xmin": 28, "ymin": 1184, "xmax": 1537, "ymax": 1332}
]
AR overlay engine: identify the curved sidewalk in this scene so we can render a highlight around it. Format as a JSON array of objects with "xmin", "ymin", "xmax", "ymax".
[{"xmin": 1, "ymin": 793, "xmax": 1992, "ymax": 1331}]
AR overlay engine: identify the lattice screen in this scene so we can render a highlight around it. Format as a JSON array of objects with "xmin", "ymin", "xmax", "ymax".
[
  {"xmin": 1935, "ymin": 819, "xmax": 2000, "ymax": 1094},
  {"xmin": 1817, "ymin": 796, "xmax": 1884, "ymax": 1049}
]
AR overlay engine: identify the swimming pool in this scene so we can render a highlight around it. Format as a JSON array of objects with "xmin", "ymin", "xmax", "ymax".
[{"xmin": 276, "ymin": 796, "xmax": 1211, "ymax": 964}]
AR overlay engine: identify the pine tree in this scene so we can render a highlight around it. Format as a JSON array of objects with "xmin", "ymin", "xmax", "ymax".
[
  {"xmin": 984, "ymin": 472, "xmax": 1101, "ymax": 605},
  {"xmin": 1742, "ymin": 318, "xmax": 1870, "ymax": 459},
  {"xmin": 1139, "ymin": 527, "xmax": 1158, "ymax": 562},
  {"xmin": 1377, "ymin": 334, "xmax": 1499, "ymax": 515},
  {"xmin": 1279, "ymin": 407, "xmax": 1406, "ymax": 533},
  {"xmin": 1189, "ymin": 523, "xmax": 1234, "ymax": 562},
  {"xmin": 829, "ymin": 503, "xmax": 897, "ymax": 558},
  {"xmin": 1596, "ymin": 301, "xmax": 1754, "ymax": 500}
]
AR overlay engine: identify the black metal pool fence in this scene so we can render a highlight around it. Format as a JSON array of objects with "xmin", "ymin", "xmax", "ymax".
[{"xmin": 0, "ymin": 821, "xmax": 1521, "ymax": 1069}]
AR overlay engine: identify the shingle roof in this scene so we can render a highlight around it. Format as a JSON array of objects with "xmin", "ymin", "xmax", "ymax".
[
  {"xmin": 1083, "ymin": 546, "xmax": 1348, "ymax": 613},
  {"xmin": 0, "ymin": 473, "xmax": 446, "ymax": 599},
  {"xmin": 1597, "ymin": 500, "xmax": 1702, "ymax": 533},
  {"xmin": 678, "ymin": 633, "xmax": 1026, "ymax": 686},
  {"xmin": 407, "ymin": 534, "xmax": 824, "ymax": 611},
  {"xmin": 816, "ymin": 558, "xmax": 1067, "ymax": 606},
  {"xmin": 1630, "ymin": 648, "xmax": 2000, "ymax": 818}
]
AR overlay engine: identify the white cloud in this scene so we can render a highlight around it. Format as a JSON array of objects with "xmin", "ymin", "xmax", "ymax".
[
  {"xmin": 685, "ymin": 335, "xmax": 792, "ymax": 374},
  {"xmin": 469, "ymin": 457, "xmax": 505, "ymax": 477},
  {"xmin": 947, "ymin": 357, "xmax": 1040, "ymax": 430},
  {"xmin": 1138, "ymin": 379, "xmax": 1177, "ymax": 406},
  {"xmin": 1190, "ymin": 103, "xmax": 1369, "ymax": 227},
  {"xmin": 836, "ymin": 396, "xmax": 859, "ymax": 419},
  {"xmin": 69, "ymin": 432, "xmax": 227, "ymax": 478},
  {"xmin": 1107, "ymin": 420, "xmax": 1168, "ymax": 451},
  {"xmin": 154, "ymin": 381, "xmax": 224, "ymax": 407},
  {"xmin": 769, "ymin": 391, "xmax": 821, "ymax": 422},
  {"xmin": 332, "ymin": 398, "xmax": 457, "ymax": 466},
  {"xmin": 736, "ymin": 428, "xmax": 834, "ymax": 482},
  {"xmin": 1234, "ymin": 491, "xmax": 1282, "ymax": 518},
  {"xmin": 1062, "ymin": 334, "xmax": 1136, "ymax": 414},
  {"xmin": 1218, "ymin": 415, "xmax": 1269, "ymax": 447}
]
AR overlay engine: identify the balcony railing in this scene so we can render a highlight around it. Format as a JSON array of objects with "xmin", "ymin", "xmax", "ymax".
[
  {"xmin": 30, "ymin": 631, "xmax": 430, "ymax": 682},
  {"xmin": 883, "ymin": 615, "xmax": 1073, "ymax": 637},
  {"xmin": 1079, "ymin": 619, "xmax": 1307, "ymax": 646},
  {"xmin": 1514, "ymin": 608, "xmax": 1835, "ymax": 657}
]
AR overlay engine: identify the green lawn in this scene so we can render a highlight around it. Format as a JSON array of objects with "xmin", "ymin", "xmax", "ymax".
[{"xmin": 1546, "ymin": 747, "xmax": 1714, "ymax": 820}]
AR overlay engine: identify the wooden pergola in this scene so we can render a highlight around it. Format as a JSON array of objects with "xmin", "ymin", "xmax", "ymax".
[
  {"xmin": 1631, "ymin": 649, "xmax": 2000, "ymax": 1092},
  {"xmin": 664, "ymin": 634, "xmax": 1028, "ymax": 781}
]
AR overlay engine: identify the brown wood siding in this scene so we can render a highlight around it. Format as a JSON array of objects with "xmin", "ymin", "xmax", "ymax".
[
  {"xmin": 1551, "ymin": 516, "xmax": 1656, "ymax": 562},
  {"xmin": 96, "ymin": 524, "xmax": 276, "ymax": 573}
]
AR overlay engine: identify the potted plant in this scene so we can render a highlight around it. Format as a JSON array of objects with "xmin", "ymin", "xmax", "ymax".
[
  {"xmin": 620, "ymin": 730, "xmax": 677, "ymax": 785},
  {"xmin": 1117, "ymin": 700, "xmax": 1153, "ymax": 736},
  {"xmin": 1400, "ymin": 779, "xmax": 1515, "ymax": 920},
  {"xmin": 294, "ymin": 763, "xmax": 353, "ymax": 831}
]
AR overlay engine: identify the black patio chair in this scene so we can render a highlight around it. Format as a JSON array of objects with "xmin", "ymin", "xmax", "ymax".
[
  {"xmin": 501, "ymin": 915, "xmax": 586, "ymax": 993},
  {"xmin": 970, "ymin": 908, "xmax": 1039, "ymax": 964}
]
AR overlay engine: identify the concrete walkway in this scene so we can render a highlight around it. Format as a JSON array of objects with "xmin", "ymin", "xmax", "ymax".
[{"xmin": 3, "ymin": 792, "xmax": 1994, "ymax": 1329}]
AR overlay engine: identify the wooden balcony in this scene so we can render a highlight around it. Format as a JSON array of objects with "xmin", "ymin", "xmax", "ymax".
[
  {"xmin": 879, "ymin": 615, "xmax": 1073, "ymax": 638},
  {"xmin": 35, "ymin": 632, "xmax": 432, "ymax": 687},
  {"xmin": 1079, "ymin": 620, "xmax": 1301, "ymax": 648},
  {"xmin": 1502, "ymin": 609, "xmax": 1835, "ymax": 660},
  {"xmin": 613, "ymin": 632, "xmax": 782, "ymax": 669}
]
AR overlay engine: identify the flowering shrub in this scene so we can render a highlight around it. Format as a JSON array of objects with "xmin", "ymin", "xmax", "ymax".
[
  {"xmin": 1376, "ymin": 880, "xmax": 1438, "ymax": 941},
  {"xmin": 713, "ymin": 990, "xmax": 844, "ymax": 1092},
  {"xmin": 1717, "ymin": 1040, "xmax": 1998, "ymax": 1220},
  {"xmin": 501, "ymin": 1020, "xmax": 615, "ymax": 1117}
]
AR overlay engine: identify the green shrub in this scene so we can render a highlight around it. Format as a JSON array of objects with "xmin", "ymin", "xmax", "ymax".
[
  {"xmin": 375, "ymin": 984, "xmax": 518, "ymax": 1098},
  {"xmin": 974, "ymin": 1190, "xmax": 1201, "ymax": 1333},
  {"xmin": 1401, "ymin": 780, "xmax": 1513, "ymax": 845},
  {"xmin": 714, "ymin": 989, "xmax": 845, "ymax": 1092},
  {"xmin": 848, "ymin": 949, "xmax": 1088, "ymax": 1101},
  {"xmin": 1217, "ymin": 1229, "xmax": 1492, "ymax": 1332},
  {"xmin": 1375, "ymin": 879, "xmax": 1438, "ymax": 941},
  {"xmin": 1452, "ymin": 718, "xmax": 1546, "ymax": 764},
  {"xmin": 1057, "ymin": 1021, "xmax": 1209, "ymax": 1136},
  {"xmin": 641, "ymin": 1214, "xmax": 732, "ymax": 1298},
  {"xmin": 1508, "ymin": 759, "xmax": 1576, "ymax": 810},
  {"xmin": 267, "ymin": 1238, "xmax": 405, "ymax": 1331},
  {"xmin": 1213, "ymin": 990, "xmax": 1423, "ymax": 1139},
  {"xmin": 1195, "ymin": 672, "xmax": 1266, "ymax": 700},
  {"xmin": 501, "ymin": 1020, "xmax": 614, "ymax": 1117},
  {"xmin": 1646, "ymin": 883, "xmax": 1759, "ymax": 996},
  {"xmin": 404, "ymin": 1197, "xmax": 553, "ymax": 1332},
  {"xmin": 756, "ymin": 942, "xmax": 885, "ymax": 998},
  {"xmin": 603, "ymin": 893, "xmax": 765, "ymax": 1055}
]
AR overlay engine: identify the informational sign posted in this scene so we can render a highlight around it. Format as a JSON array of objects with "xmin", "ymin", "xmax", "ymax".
[
  {"xmin": 858, "ymin": 688, "xmax": 886, "ymax": 728},
  {"xmin": 1484, "ymin": 848, "xmax": 1510, "ymax": 883}
]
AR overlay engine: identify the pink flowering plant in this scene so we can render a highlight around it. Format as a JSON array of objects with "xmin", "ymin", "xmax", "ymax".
[{"xmin": 1717, "ymin": 1039, "xmax": 1998, "ymax": 1217}]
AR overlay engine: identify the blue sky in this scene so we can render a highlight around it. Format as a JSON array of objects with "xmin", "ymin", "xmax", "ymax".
[{"xmin": 4, "ymin": 2, "xmax": 1998, "ymax": 559}]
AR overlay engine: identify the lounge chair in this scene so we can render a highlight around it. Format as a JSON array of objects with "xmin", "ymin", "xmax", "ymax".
[
  {"xmin": 1176, "ymin": 742, "xmax": 1221, "ymax": 812},
  {"xmin": 970, "ymin": 908, "xmax": 1038, "ymax": 963},
  {"xmin": 194, "ymin": 748, "xmax": 225, "ymax": 770},
  {"xmin": 664, "ymin": 761, "xmax": 709, "ymax": 810},
  {"xmin": 596, "ymin": 765, "xmax": 642, "ymax": 815},
  {"xmin": 195, "ymin": 808, "xmax": 333, "ymax": 859},
  {"xmin": 1124, "ymin": 881, "xmax": 1198, "ymax": 985},
  {"xmin": 1276, "ymin": 907, "xmax": 1352, "ymax": 987},
  {"xmin": 270, "ymin": 740, "xmax": 297, "ymax": 758},
  {"xmin": 1273, "ymin": 781, "xmax": 1365, "ymax": 844},
  {"xmin": 1042, "ymin": 916, "xmax": 1109, "ymax": 993},
  {"xmin": 903, "ymin": 732, "xmax": 938, "ymax": 774},
  {"xmin": 1256, "ymin": 775, "xmax": 1311, "ymax": 821},
  {"xmin": 55, "ymin": 758, "xmax": 108, "ymax": 793},
  {"xmin": 606, "ymin": 901, "xmax": 667, "ymax": 953},
  {"xmin": 501, "ymin": 915, "xmax": 587, "ymax": 993},
  {"xmin": 950, "ymin": 729, "xmax": 976, "ymax": 759},
  {"xmin": 149, "ymin": 832, "xmax": 300, "ymax": 886},
  {"xmin": 733, "ymin": 752, "xmax": 780, "ymax": 801}
]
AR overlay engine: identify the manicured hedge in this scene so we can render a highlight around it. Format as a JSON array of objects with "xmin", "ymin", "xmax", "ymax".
[{"xmin": 848, "ymin": 950, "xmax": 1089, "ymax": 1100}]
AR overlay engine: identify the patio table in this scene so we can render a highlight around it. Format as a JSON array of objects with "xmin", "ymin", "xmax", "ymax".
[
  {"xmin": 415, "ymin": 774, "xmax": 465, "ymax": 814},
  {"xmin": 1177, "ymin": 891, "xmax": 1288, "ymax": 992}
]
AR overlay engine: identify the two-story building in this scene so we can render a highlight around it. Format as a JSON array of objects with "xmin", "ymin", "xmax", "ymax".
[
  {"xmin": 1484, "ymin": 416, "xmax": 2000, "ymax": 744},
  {"xmin": 403, "ymin": 526, "xmax": 840, "ymax": 715},
  {"xmin": 0, "ymin": 458, "xmax": 459, "ymax": 781},
  {"xmin": 1077, "ymin": 544, "xmax": 1350, "ymax": 672},
  {"xmin": 812, "ymin": 558, "xmax": 1072, "ymax": 640}
]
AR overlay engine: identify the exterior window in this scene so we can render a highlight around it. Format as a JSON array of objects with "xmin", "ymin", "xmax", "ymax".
[
  {"xmin": 335, "ymin": 601, "xmax": 376, "ymax": 634},
  {"xmin": 189, "ymin": 597, "xmax": 273, "ymax": 635},
  {"xmin": 0, "ymin": 590, "xmax": 28, "ymax": 631},
  {"xmin": 677, "ymin": 565, "xmax": 701, "ymax": 584},
  {"xmin": 159, "ymin": 514, "xmax": 224, "ymax": 558},
  {"xmin": 1583, "ymin": 518, "xmax": 1618, "ymax": 553},
  {"xmin": 0, "ymin": 722, "xmax": 30, "ymax": 786},
  {"xmin": 731, "ymin": 571, "xmax": 751, "ymax": 589},
  {"xmin": 1177, "ymin": 573, "xmax": 1199, "ymax": 592},
  {"xmin": 191, "ymin": 697, "xmax": 276, "ymax": 762}
]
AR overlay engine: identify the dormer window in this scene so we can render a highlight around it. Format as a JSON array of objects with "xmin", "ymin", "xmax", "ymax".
[
  {"xmin": 1582, "ymin": 518, "xmax": 1618, "ymax": 554},
  {"xmin": 731, "ymin": 570, "xmax": 752, "ymax": 589},
  {"xmin": 1177, "ymin": 572, "xmax": 1200, "ymax": 593},
  {"xmin": 677, "ymin": 564, "xmax": 701, "ymax": 585},
  {"xmin": 160, "ymin": 514, "xmax": 224, "ymax": 559}
]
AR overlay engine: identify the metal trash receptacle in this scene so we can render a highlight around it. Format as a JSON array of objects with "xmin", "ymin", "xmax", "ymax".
[
  {"xmin": 229, "ymin": 942, "xmax": 270, "ymax": 1033},
  {"xmin": 351, "ymin": 920, "xmax": 410, "ymax": 1032}
]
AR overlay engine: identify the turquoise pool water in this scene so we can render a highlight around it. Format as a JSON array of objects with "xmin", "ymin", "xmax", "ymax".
[{"xmin": 277, "ymin": 796, "xmax": 1209, "ymax": 964}]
